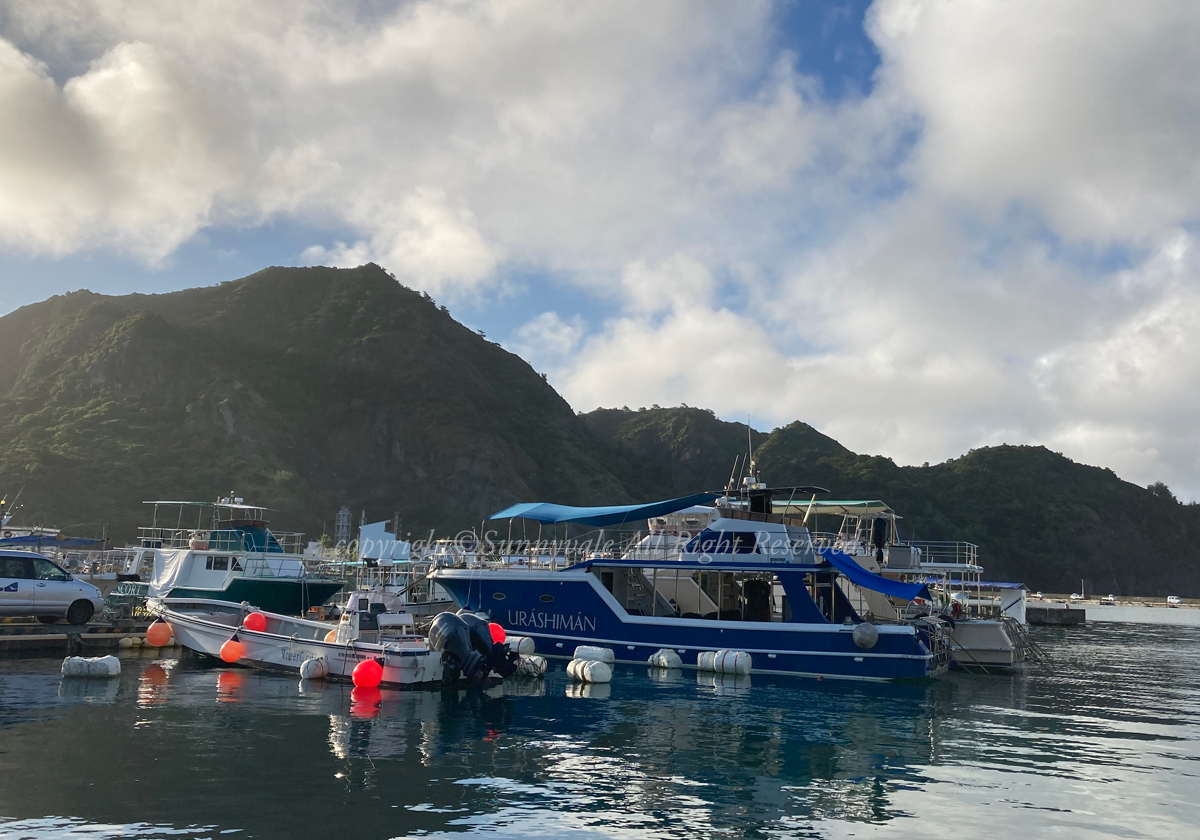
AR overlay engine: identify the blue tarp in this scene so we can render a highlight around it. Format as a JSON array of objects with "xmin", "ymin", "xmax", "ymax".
[
  {"xmin": 487, "ymin": 493, "xmax": 719, "ymax": 527},
  {"xmin": 0, "ymin": 535, "xmax": 102, "ymax": 548},
  {"xmin": 818, "ymin": 548, "xmax": 931, "ymax": 601}
]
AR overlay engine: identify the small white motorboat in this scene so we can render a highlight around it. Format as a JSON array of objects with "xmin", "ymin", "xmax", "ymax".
[{"xmin": 151, "ymin": 592, "xmax": 520, "ymax": 688}]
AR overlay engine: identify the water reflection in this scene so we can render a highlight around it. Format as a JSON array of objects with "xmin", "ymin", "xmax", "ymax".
[{"xmin": 0, "ymin": 622, "xmax": 1196, "ymax": 839}]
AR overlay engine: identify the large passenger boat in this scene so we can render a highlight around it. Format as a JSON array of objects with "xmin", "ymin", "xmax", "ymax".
[{"xmin": 428, "ymin": 481, "xmax": 953, "ymax": 681}]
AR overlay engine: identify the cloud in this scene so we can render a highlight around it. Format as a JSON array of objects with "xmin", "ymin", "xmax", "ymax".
[{"xmin": 0, "ymin": 37, "xmax": 248, "ymax": 261}]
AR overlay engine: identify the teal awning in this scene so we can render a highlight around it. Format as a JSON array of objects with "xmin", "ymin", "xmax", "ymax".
[
  {"xmin": 487, "ymin": 493, "xmax": 719, "ymax": 527},
  {"xmin": 818, "ymin": 548, "xmax": 930, "ymax": 601}
]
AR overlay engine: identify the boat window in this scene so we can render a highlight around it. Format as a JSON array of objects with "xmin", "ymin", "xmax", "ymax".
[
  {"xmin": 31, "ymin": 558, "xmax": 69, "ymax": 581},
  {"xmin": 231, "ymin": 558, "xmax": 244, "ymax": 571},
  {"xmin": 539, "ymin": 594, "xmax": 555, "ymax": 603},
  {"xmin": 685, "ymin": 529, "xmax": 759, "ymax": 554},
  {"xmin": 491, "ymin": 592, "xmax": 506, "ymax": 600},
  {"xmin": 205, "ymin": 556, "xmax": 230, "ymax": 571}
]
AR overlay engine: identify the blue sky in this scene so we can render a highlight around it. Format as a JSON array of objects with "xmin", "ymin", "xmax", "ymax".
[{"xmin": 2, "ymin": 0, "xmax": 1200, "ymax": 498}]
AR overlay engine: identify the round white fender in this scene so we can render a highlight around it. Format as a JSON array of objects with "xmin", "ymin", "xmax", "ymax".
[
  {"xmin": 514, "ymin": 655, "xmax": 548, "ymax": 677},
  {"xmin": 648, "ymin": 649, "xmax": 683, "ymax": 669},
  {"xmin": 506, "ymin": 635, "xmax": 536, "ymax": 655},
  {"xmin": 697, "ymin": 649, "xmax": 751, "ymax": 675},
  {"xmin": 852, "ymin": 623, "xmax": 880, "ymax": 650},
  {"xmin": 61, "ymin": 655, "xmax": 121, "ymax": 678},
  {"xmin": 573, "ymin": 645, "xmax": 615, "ymax": 664},
  {"xmin": 567, "ymin": 658, "xmax": 612, "ymax": 683},
  {"xmin": 299, "ymin": 657, "xmax": 330, "ymax": 680}
]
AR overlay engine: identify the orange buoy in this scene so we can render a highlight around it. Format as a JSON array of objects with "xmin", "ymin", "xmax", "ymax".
[
  {"xmin": 243, "ymin": 612, "xmax": 267, "ymax": 632},
  {"xmin": 352, "ymin": 658, "xmax": 384, "ymax": 688},
  {"xmin": 220, "ymin": 636, "xmax": 245, "ymax": 663},
  {"xmin": 145, "ymin": 620, "xmax": 173, "ymax": 647},
  {"xmin": 489, "ymin": 622, "xmax": 506, "ymax": 644},
  {"xmin": 323, "ymin": 629, "xmax": 338, "ymax": 643}
]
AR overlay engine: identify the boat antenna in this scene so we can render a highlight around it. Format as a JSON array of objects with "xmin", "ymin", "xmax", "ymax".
[
  {"xmin": 746, "ymin": 414, "xmax": 756, "ymax": 486},
  {"xmin": 726, "ymin": 455, "xmax": 742, "ymax": 493}
]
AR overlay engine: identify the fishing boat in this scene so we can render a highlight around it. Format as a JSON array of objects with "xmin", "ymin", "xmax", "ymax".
[
  {"xmin": 428, "ymin": 481, "xmax": 952, "ymax": 682},
  {"xmin": 124, "ymin": 498, "xmax": 344, "ymax": 614},
  {"xmin": 783, "ymin": 499, "xmax": 1036, "ymax": 668},
  {"xmin": 151, "ymin": 592, "xmax": 519, "ymax": 688}
]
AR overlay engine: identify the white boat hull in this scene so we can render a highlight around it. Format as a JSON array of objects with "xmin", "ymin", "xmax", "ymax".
[
  {"xmin": 947, "ymin": 619, "xmax": 1025, "ymax": 667},
  {"xmin": 154, "ymin": 599, "xmax": 444, "ymax": 687}
]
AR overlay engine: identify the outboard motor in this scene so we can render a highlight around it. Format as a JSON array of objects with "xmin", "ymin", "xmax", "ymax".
[
  {"xmin": 456, "ymin": 609, "xmax": 520, "ymax": 679},
  {"xmin": 871, "ymin": 518, "xmax": 888, "ymax": 564},
  {"xmin": 428, "ymin": 613, "xmax": 486, "ymax": 686}
]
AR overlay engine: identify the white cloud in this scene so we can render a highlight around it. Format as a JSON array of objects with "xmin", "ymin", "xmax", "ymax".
[
  {"xmin": 868, "ymin": 0, "xmax": 1200, "ymax": 243},
  {"xmin": 506, "ymin": 311, "xmax": 587, "ymax": 377}
]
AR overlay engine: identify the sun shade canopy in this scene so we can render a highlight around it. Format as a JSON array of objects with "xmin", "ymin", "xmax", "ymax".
[
  {"xmin": 818, "ymin": 547, "xmax": 931, "ymax": 601},
  {"xmin": 487, "ymin": 493, "xmax": 720, "ymax": 527}
]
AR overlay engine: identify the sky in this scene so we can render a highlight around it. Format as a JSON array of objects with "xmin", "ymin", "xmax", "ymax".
[{"xmin": 2, "ymin": 1, "xmax": 1200, "ymax": 498}]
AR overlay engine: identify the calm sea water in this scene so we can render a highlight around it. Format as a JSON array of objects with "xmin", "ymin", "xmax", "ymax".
[{"xmin": 1, "ymin": 611, "xmax": 1197, "ymax": 840}]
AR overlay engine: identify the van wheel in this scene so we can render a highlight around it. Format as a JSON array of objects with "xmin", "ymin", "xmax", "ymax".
[
  {"xmin": 66, "ymin": 600, "xmax": 94, "ymax": 626},
  {"xmin": 36, "ymin": 615, "xmax": 60, "ymax": 625}
]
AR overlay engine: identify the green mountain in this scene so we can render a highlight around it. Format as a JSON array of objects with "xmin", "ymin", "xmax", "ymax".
[
  {"xmin": 1, "ymin": 265, "xmax": 1195, "ymax": 595},
  {"xmin": 0, "ymin": 265, "xmax": 654, "ymax": 542},
  {"xmin": 583, "ymin": 408, "xmax": 1200, "ymax": 596}
]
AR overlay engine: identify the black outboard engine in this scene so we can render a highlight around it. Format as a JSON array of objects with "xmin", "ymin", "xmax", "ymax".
[
  {"xmin": 456, "ymin": 609, "xmax": 520, "ymax": 680},
  {"xmin": 872, "ymin": 517, "xmax": 888, "ymax": 564},
  {"xmin": 428, "ymin": 613, "xmax": 486, "ymax": 686}
]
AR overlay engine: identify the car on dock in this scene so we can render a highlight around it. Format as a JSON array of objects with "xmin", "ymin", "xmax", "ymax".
[
  {"xmin": 1100, "ymin": 594, "xmax": 1116, "ymax": 605},
  {"xmin": 1167, "ymin": 595, "xmax": 1182, "ymax": 607},
  {"xmin": 0, "ymin": 550, "xmax": 105, "ymax": 625},
  {"xmin": 1069, "ymin": 593, "xmax": 1083, "ymax": 602}
]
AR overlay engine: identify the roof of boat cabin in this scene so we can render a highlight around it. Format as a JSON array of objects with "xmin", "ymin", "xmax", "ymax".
[{"xmin": 772, "ymin": 500, "xmax": 896, "ymax": 516}]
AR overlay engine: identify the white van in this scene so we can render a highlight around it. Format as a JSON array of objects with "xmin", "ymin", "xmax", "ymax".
[
  {"xmin": 1167, "ymin": 595, "xmax": 1182, "ymax": 607},
  {"xmin": 0, "ymin": 551, "xmax": 105, "ymax": 625}
]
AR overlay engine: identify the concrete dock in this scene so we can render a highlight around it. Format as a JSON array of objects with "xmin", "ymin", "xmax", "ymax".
[
  {"xmin": 1027, "ymin": 605, "xmax": 1086, "ymax": 625},
  {"xmin": 0, "ymin": 620, "xmax": 152, "ymax": 655}
]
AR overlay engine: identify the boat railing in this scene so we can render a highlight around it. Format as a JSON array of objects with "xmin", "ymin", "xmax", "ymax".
[
  {"xmin": 137, "ymin": 527, "xmax": 306, "ymax": 554},
  {"xmin": 906, "ymin": 541, "xmax": 978, "ymax": 566}
]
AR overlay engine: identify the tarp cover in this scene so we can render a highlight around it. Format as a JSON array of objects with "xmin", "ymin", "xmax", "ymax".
[
  {"xmin": 0, "ymin": 534, "xmax": 102, "ymax": 548},
  {"xmin": 487, "ymin": 493, "xmax": 720, "ymax": 527},
  {"xmin": 818, "ymin": 548, "xmax": 931, "ymax": 601},
  {"xmin": 148, "ymin": 549, "xmax": 194, "ymax": 599}
]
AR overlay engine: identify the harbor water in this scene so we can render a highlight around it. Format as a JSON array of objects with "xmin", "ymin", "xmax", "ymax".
[{"xmin": 1, "ymin": 613, "xmax": 1197, "ymax": 839}]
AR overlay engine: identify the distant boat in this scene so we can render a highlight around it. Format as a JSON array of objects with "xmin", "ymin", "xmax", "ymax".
[{"xmin": 120, "ymin": 498, "xmax": 344, "ymax": 615}]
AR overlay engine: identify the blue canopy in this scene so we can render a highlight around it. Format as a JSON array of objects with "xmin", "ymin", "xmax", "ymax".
[
  {"xmin": 0, "ymin": 535, "xmax": 102, "ymax": 548},
  {"xmin": 818, "ymin": 548, "xmax": 931, "ymax": 601},
  {"xmin": 487, "ymin": 493, "xmax": 719, "ymax": 527}
]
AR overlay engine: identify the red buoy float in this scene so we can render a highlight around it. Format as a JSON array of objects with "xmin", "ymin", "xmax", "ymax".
[
  {"xmin": 352, "ymin": 658, "xmax": 384, "ymax": 688},
  {"xmin": 243, "ymin": 611, "xmax": 267, "ymax": 632},
  {"xmin": 145, "ymin": 620, "xmax": 173, "ymax": 647},
  {"xmin": 220, "ymin": 635, "xmax": 245, "ymax": 663},
  {"xmin": 489, "ymin": 622, "xmax": 506, "ymax": 644}
]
